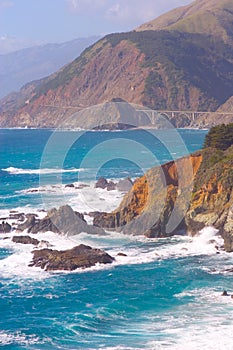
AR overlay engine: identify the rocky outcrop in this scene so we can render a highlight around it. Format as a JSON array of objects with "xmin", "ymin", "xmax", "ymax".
[
  {"xmin": 18, "ymin": 205, "xmax": 105, "ymax": 236},
  {"xmin": 185, "ymin": 146, "xmax": 233, "ymax": 251},
  {"xmin": 94, "ymin": 145, "xmax": 233, "ymax": 251},
  {"xmin": 94, "ymin": 153, "xmax": 202, "ymax": 236},
  {"xmin": 29, "ymin": 244, "xmax": 114, "ymax": 271}
]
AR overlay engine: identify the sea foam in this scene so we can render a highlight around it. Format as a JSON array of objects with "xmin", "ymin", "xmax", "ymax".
[{"xmin": 2, "ymin": 166, "xmax": 84, "ymax": 175}]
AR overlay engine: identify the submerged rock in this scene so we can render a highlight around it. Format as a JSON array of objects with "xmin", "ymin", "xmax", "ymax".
[{"xmin": 29, "ymin": 244, "xmax": 115, "ymax": 271}]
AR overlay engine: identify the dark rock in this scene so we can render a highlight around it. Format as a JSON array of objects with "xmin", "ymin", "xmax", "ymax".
[
  {"xmin": 12, "ymin": 235, "xmax": 40, "ymax": 245},
  {"xmin": 116, "ymin": 177, "xmax": 133, "ymax": 192},
  {"xmin": 93, "ymin": 212, "xmax": 118, "ymax": 229},
  {"xmin": 74, "ymin": 211, "xmax": 86, "ymax": 223},
  {"xmin": 76, "ymin": 183, "xmax": 89, "ymax": 189},
  {"xmin": 29, "ymin": 216, "xmax": 58, "ymax": 234},
  {"xmin": 88, "ymin": 211, "xmax": 101, "ymax": 218},
  {"xmin": 65, "ymin": 183, "xmax": 75, "ymax": 188},
  {"xmin": 17, "ymin": 215, "xmax": 37, "ymax": 232},
  {"xmin": 9, "ymin": 213, "xmax": 25, "ymax": 221},
  {"xmin": 107, "ymin": 181, "xmax": 116, "ymax": 191},
  {"xmin": 22, "ymin": 205, "xmax": 105, "ymax": 235},
  {"xmin": 95, "ymin": 177, "xmax": 116, "ymax": 191},
  {"xmin": 95, "ymin": 177, "xmax": 108, "ymax": 189},
  {"xmin": 0, "ymin": 221, "xmax": 11, "ymax": 233},
  {"xmin": 29, "ymin": 244, "xmax": 115, "ymax": 271},
  {"xmin": 117, "ymin": 252, "xmax": 127, "ymax": 256},
  {"xmin": 25, "ymin": 213, "xmax": 38, "ymax": 218},
  {"xmin": 222, "ymin": 290, "xmax": 229, "ymax": 296}
]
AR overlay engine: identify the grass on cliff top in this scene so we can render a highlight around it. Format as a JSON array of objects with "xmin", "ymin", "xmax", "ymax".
[
  {"xmin": 194, "ymin": 125, "xmax": 233, "ymax": 191},
  {"xmin": 204, "ymin": 123, "xmax": 233, "ymax": 150}
]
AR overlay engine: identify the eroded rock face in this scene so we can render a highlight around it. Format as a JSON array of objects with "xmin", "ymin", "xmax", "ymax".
[
  {"xmin": 29, "ymin": 244, "xmax": 114, "ymax": 271},
  {"xmin": 94, "ymin": 154, "xmax": 202, "ymax": 237},
  {"xmin": 185, "ymin": 147, "xmax": 233, "ymax": 251}
]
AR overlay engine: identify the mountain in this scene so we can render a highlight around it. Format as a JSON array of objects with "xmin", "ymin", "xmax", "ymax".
[
  {"xmin": 136, "ymin": 0, "xmax": 233, "ymax": 43},
  {"xmin": 0, "ymin": 36, "xmax": 100, "ymax": 99},
  {"xmin": 1, "ymin": 0, "xmax": 233, "ymax": 128}
]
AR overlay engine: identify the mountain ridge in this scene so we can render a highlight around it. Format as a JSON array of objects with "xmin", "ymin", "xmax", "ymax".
[
  {"xmin": 0, "ymin": 36, "xmax": 101, "ymax": 99},
  {"xmin": 1, "ymin": 0, "xmax": 233, "ymax": 128}
]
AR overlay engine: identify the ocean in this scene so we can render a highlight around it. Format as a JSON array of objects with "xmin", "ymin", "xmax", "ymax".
[{"xmin": 1, "ymin": 128, "xmax": 233, "ymax": 350}]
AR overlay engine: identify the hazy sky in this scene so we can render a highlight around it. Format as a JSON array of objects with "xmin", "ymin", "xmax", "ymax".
[{"xmin": 0, "ymin": 0, "xmax": 193, "ymax": 53}]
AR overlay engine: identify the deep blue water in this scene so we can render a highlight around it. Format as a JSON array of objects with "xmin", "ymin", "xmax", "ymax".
[{"xmin": 1, "ymin": 128, "xmax": 233, "ymax": 349}]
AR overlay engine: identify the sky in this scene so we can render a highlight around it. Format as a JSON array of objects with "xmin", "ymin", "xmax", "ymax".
[{"xmin": 0, "ymin": 0, "xmax": 193, "ymax": 54}]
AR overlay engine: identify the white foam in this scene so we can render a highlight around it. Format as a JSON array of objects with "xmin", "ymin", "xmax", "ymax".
[
  {"xmin": 2, "ymin": 166, "xmax": 84, "ymax": 175},
  {"xmin": 0, "ymin": 331, "xmax": 40, "ymax": 346},
  {"xmin": 17, "ymin": 181, "xmax": 125, "ymax": 216}
]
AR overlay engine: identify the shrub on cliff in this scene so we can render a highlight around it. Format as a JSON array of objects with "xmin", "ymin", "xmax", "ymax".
[{"xmin": 204, "ymin": 123, "xmax": 233, "ymax": 150}]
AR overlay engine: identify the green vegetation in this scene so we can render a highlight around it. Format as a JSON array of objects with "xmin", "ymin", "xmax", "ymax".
[
  {"xmin": 194, "ymin": 146, "xmax": 233, "ymax": 192},
  {"xmin": 193, "ymin": 125, "xmax": 233, "ymax": 191},
  {"xmin": 204, "ymin": 123, "xmax": 233, "ymax": 150}
]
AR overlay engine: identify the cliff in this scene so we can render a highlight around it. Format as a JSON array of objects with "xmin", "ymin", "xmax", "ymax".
[
  {"xmin": 93, "ymin": 145, "xmax": 233, "ymax": 251},
  {"xmin": 1, "ymin": 0, "xmax": 233, "ymax": 128}
]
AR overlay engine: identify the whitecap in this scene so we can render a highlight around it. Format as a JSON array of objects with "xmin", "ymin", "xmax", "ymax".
[
  {"xmin": 2, "ymin": 166, "xmax": 84, "ymax": 175},
  {"xmin": 0, "ymin": 331, "xmax": 40, "ymax": 346}
]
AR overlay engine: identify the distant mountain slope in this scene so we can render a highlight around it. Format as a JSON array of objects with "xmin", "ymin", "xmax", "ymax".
[
  {"xmin": 1, "ymin": 0, "xmax": 233, "ymax": 128},
  {"xmin": 136, "ymin": 0, "xmax": 233, "ymax": 43},
  {"xmin": 0, "ymin": 36, "xmax": 100, "ymax": 99}
]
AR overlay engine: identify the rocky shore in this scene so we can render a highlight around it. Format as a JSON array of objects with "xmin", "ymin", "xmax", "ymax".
[
  {"xmin": 0, "ymin": 204, "xmax": 115, "ymax": 271},
  {"xmin": 1, "ymin": 141, "xmax": 233, "ymax": 273},
  {"xmin": 93, "ymin": 146, "xmax": 233, "ymax": 252}
]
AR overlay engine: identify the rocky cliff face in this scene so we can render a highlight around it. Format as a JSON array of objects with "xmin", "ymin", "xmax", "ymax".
[
  {"xmin": 93, "ymin": 147, "xmax": 233, "ymax": 251},
  {"xmin": 93, "ymin": 153, "xmax": 203, "ymax": 236},
  {"xmin": 186, "ymin": 146, "xmax": 233, "ymax": 251}
]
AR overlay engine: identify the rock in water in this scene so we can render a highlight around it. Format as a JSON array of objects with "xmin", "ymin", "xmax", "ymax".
[
  {"xmin": 95, "ymin": 177, "xmax": 108, "ymax": 189},
  {"xmin": 17, "ymin": 214, "xmax": 36, "ymax": 231},
  {"xmin": 0, "ymin": 221, "xmax": 11, "ymax": 233},
  {"xmin": 29, "ymin": 244, "xmax": 115, "ymax": 271},
  {"xmin": 95, "ymin": 177, "xmax": 116, "ymax": 191},
  {"xmin": 18, "ymin": 205, "xmax": 105, "ymax": 236},
  {"xmin": 12, "ymin": 235, "xmax": 40, "ymax": 245}
]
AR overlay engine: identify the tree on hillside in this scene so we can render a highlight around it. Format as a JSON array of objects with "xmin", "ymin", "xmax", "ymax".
[{"xmin": 204, "ymin": 123, "xmax": 233, "ymax": 150}]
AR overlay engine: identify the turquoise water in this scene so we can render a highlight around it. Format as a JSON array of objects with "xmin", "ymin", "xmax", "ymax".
[{"xmin": 1, "ymin": 128, "xmax": 233, "ymax": 349}]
